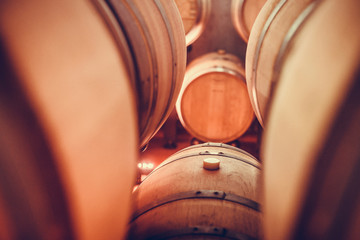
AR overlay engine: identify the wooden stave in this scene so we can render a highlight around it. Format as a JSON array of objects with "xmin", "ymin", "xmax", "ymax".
[
  {"xmin": 106, "ymin": 0, "xmax": 187, "ymax": 148},
  {"xmin": 176, "ymin": 51, "xmax": 254, "ymax": 143},
  {"xmin": 129, "ymin": 143, "xmax": 262, "ymax": 239},
  {"xmin": 261, "ymin": 0, "xmax": 360, "ymax": 238},
  {"xmin": 290, "ymin": 70, "xmax": 360, "ymax": 240},
  {"xmin": 245, "ymin": 0, "xmax": 318, "ymax": 127},
  {"xmin": 0, "ymin": 0, "xmax": 138, "ymax": 239},
  {"xmin": 231, "ymin": 0, "xmax": 268, "ymax": 43},
  {"xmin": 0, "ymin": 44, "xmax": 75, "ymax": 240},
  {"xmin": 105, "ymin": 0, "xmax": 156, "ymax": 131}
]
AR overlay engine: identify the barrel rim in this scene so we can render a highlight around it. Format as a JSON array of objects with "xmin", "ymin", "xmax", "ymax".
[
  {"xmin": 247, "ymin": 0, "xmax": 318, "ymax": 128},
  {"xmin": 143, "ymin": 0, "xmax": 184, "ymax": 147},
  {"xmin": 249, "ymin": 0, "xmax": 287, "ymax": 127},
  {"xmin": 142, "ymin": 143, "xmax": 260, "ymax": 183},
  {"xmin": 265, "ymin": 2, "xmax": 318, "ymax": 125},
  {"xmin": 231, "ymin": 0, "xmax": 249, "ymax": 42},
  {"xmin": 183, "ymin": 0, "xmax": 211, "ymax": 46},
  {"xmin": 91, "ymin": 0, "xmax": 136, "ymax": 87},
  {"xmin": 105, "ymin": 0, "xmax": 186, "ymax": 148}
]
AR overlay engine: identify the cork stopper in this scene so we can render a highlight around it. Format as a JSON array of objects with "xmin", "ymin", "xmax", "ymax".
[
  {"xmin": 217, "ymin": 49, "xmax": 226, "ymax": 55},
  {"xmin": 203, "ymin": 158, "xmax": 220, "ymax": 170}
]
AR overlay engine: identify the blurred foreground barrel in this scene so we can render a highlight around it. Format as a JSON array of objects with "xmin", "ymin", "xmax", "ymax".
[
  {"xmin": 231, "ymin": 0, "xmax": 268, "ymax": 43},
  {"xmin": 128, "ymin": 142, "xmax": 262, "ymax": 239},
  {"xmin": 106, "ymin": 0, "xmax": 187, "ymax": 148},
  {"xmin": 176, "ymin": 51, "xmax": 254, "ymax": 142},
  {"xmin": 0, "ymin": 0, "xmax": 138, "ymax": 239},
  {"xmin": 246, "ymin": 0, "xmax": 318, "ymax": 126},
  {"xmin": 262, "ymin": 0, "xmax": 360, "ymax": 239},
  {"xmin": 174, "ymin": 0, "xmax": 211, "ymax": 46}
]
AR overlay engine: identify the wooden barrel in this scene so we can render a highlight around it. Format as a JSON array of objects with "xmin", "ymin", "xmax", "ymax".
[
  {"xmin": 231, "ymin": 0, "xmax": 268, "ymax": 43},
  {"xmin": 128, "ymin": 142, "xmax": 262, "ymax": 239},
  {"xmin": 245, "ymin": 0, "xmax": 318, "ymax": 126},
  {"xmin": 0, "ymin": 1, "xmax": 138, "ymax": 239},
  {"xmin": 106, "ymin": 0, "xmax": 187, "ymax": 148},
  {"xmin": 176, "ymin": 51, "xmax": 254, "ymax": 143},
  {"xmin": 262, "ymin": 0, "xmax": 360, "ymax": 239},
  {"xmin": 174, "ymin": 0, "xmax": 211, "ymax": 46}
]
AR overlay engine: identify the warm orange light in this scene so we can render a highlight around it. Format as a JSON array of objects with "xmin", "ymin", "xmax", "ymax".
[{"xmin": 137, "ymin": 162, "xmax": 154, "ymax": 170}]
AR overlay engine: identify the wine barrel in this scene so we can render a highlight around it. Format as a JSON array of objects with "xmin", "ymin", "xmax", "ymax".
[
  {"xmin": 105, "ymin": 0, "xmax": 187, "ymax": 148},
  {"xmin": 262, "ymin": 0, "xmax": 360, "ymax": 239},
  {"xmin": 174, "ymin": 0, "xmax": 211, "ymax": 46},
  {"xmin": 0, "ymin": 1, "xmax": 137, "ymax": 239},
  {"xmin": 176, "ymin": 51, "xmax": 254, "ymax": 143},
  {"xmin": 245, "ymin": 0, "xmax": 318, "ymax": 126},
  {"xmin": 231, "ymin": 0, "xmax": 268, "ymax": 43},
  {"xmin": 128, "ymin": 142, "xmax": 262, "ymax": 239}
]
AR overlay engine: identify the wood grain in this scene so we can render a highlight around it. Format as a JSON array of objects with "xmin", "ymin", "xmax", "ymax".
[
  {"xmin": 231, "ymin": 0, "xmax": 268, "ymax": 42},
  {"xmin": 177, "ymin": 52, "xmax": 254, "ymax": 142},
  {"xmin": 129, "ymin": 143, "xmax": 262, "ymax": 239}
]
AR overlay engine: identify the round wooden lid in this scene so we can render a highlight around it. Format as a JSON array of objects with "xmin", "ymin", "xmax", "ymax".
[{"xmin": 180, "ymin": 71, "xmax": 254, "ymax": 142}]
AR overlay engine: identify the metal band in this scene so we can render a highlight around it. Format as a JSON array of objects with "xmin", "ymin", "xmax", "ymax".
[
  {"xmin": 251, "ymin": 0, "xmax": 287, "ymax": 126},
  {"xmin": 177, "ymin": 65, "xmax": 247, "ymax": 117},
  {"xmin": 141, "ymin": 149, "xmax": 260, "ymax": 182},
  {"xmin": 237, "ymin": 0, "xmax": 249, "ymax": 41},
  {"xmin": 186, "ymin": 0, "xmax": 211, "ymax": 45},
  {"xmin": 91, "ymin": 0, "xmax": 136, "ymax": 85},
  {"xmin": 239, "ymin": 0, "xmax": 247, "ymax": 37},
  {"xmin": 104, "ymin": 0, "xmax": 153, "ymax": 116},
  {"xmin": 123, "ymin": 0, "xmax": 159, "ymax": 144},
  {"xmin": 272, "ymin": 2, "xmax": 318, "ymax": 91},
  {"xmin": 131, "ymin": 190, "xmax": 260, "ymax": 222},
  {"xmin": 106, "ymin": 0, "xmax": 159, "ymax": 143},
  {"xmin": 151, "ymin": 0, "xmax": 179, "ymax": 142},
  {"xmin": 146, "ymin": 226, "xmax": 257, "ymax": 240},
  {"xmin": 183, "ymin": 52, "xmax": 246, "ymax": 87},
  {"xmin": 175, "ymin": 142, "xmax": 258, "ymax": 161}
]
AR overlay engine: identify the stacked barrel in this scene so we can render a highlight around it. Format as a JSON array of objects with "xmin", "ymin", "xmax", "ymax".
[
  {"xmin": 0, "ymin": 0, "xmax": 185, "ymax": 239},
  {"xmin": 129, "ymin": 143, "xmax": 262, "ymax": 239},
  {"xmin": 176, "ymin": 51, "xmax": 254, "ymax": 143},
  {"xmin": 136, "ymin": 0, "xmax": 360, "ymax": 239},
  {"xmin": 174, "ymin": 0, "xmax": 267, "ymax": 144},
  {"xmin": 255, "ymin": 0, "xmax": 360, "ymax": 239}
]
